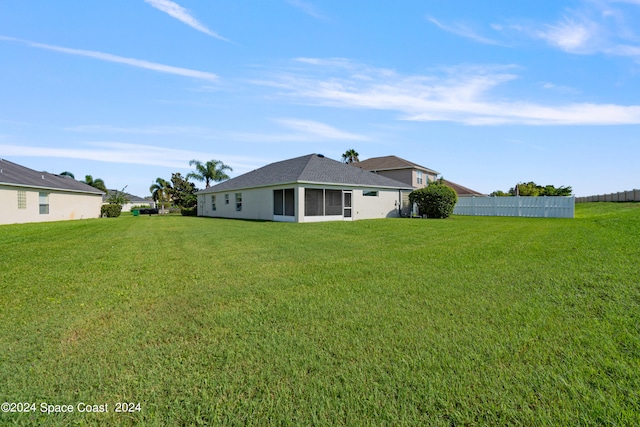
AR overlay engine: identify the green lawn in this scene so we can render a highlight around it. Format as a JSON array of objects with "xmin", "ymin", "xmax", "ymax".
[{"xmin": 1, "ymin": 203, "xmax": 638, "ymax": 426}]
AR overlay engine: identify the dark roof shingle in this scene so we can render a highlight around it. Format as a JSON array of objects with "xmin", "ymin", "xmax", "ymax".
[
  {"xmin": 0, "ymin": 158, "xmax": 105, "ymax": 195},
  {"xmin": 352, "ymin": 155, "xmax": 439, "ymax": 175},
  {"xmin": 198, "ymin": 154, "xmax": 412, "ymax": 193}
]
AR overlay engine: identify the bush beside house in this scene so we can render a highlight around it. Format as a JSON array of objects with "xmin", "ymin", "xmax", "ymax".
[{"xmin": 409, "ymin": 180, "xmax": 458, "ymax": 218}]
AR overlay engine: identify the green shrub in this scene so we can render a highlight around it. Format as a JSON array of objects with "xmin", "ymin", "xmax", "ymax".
[
  {"xmin": 180, "ymin": 207, "xmax": 197, "ymax": 216},
  {"xmin": 101, "ymin": 204, "xmax": 122, "ymax": 218},
  {"xmin": 409, "ymin": 181, "xmax": 458, "ymax": 218}
]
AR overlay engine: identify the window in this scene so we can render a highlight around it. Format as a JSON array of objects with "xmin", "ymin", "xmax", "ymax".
[
  {"xmin": 211, "ymin": 195, "xmax": 216, "ymax": 211},
  {"xmin": 284, "ymin": 188, "xmax": 295, "ymax": 216},
  {"xmin": 273, "ymin": 188, "xmax": 295, "ymax": 216},
  {"xmin": 416, "ymin": 171, "xmax": 423, "ymax": 185},
  {"xmin": 304, "ymin": 189, "xmax": 324, "ymax": 216},
  {"xmin": 325, "ymin": 190, "xmax": 342, "ymax": 215},
  {"xmin": 39, "ymin": 192, "xmax": 49, "ymax": 215},
  {"xmin": 235, "ymin": 193, "xmax": 242, "ymax": 211},
  {"xmin": 274, "ymin": 190, "xmax": 284, "ymax": 215},
  {"xmin": 305, "ymin": 188, "xmax": 350, "ymax": 217},
  {"xmin": 363, "ymin": 190, "xmax": 378, "ymax": 197},
  {"xmin": 225, "ymin": 194, "xmax": 229, "ymax": 204},
  {"xmin": 17, "ymin": 190, "xmax": 26, "ymax": 209}
]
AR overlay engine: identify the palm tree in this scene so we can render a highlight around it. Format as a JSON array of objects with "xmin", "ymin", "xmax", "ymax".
[
  {"xmin": 84, "ymin": 175, "xmax": 107, "ymax": 192},
  {"xmin": 341, "ymin": 149, "xmax": 360, "ymax": 164},
  {"xmin": 187, "ymin": 159, "xmax": 233, "ymax": 188},
  {"xmin": 150, "ymin": 178, "xmax": 172, "ymax": 214}
]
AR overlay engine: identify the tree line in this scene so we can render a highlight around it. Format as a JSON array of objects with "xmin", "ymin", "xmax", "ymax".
[
  {"xmin": 491, "ymin": 182, "xmax": 572, "ymax": 197},
  {"xmin": 61, "ymin": 159, "xmax": 232, "ymax": 216}
]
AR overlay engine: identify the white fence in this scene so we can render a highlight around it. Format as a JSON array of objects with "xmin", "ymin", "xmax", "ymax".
[
  {"xmin": 454, "ymin": 196, "xmax": 575, "ymax": 218},
  {"xmin": 576, "ymin": 189, "xmax": 640, "ymax": 203}
]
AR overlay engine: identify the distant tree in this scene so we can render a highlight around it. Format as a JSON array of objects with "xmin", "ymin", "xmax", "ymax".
[
  {"xmin": 168, "ymin": 173, "xmax": 197, "ymax": 210},
  {"xmin": 188, "ymin": 159, "xmax": 232, "ymax": 188},
  {"xmin": 409, "ymin": 179, "xmax": 458, "ymax": 219},
  {"xmin": 341, "ymin": 149, "xmax": 360, "ymax": 164},
  {"xmin": 510, "ymin": 182, "xmax": 542, "ymax": 196},
  {"xmin": 490, "ymin": 190, "xmax": 511, "ymax": 197},
  {"xmin": 59, "ymin": 171, "xmax": 75, "ymax": 179},
  {"xmin": 150, "ymin": 178, "xmax": 172, "ymax": 214},
  {"xmin": 84, "ymin": 175, "xmax": 107, "ymax": 193},
  {"xmin": 496, "ymin": 182, "xmax": 573, "ymax": 197},
  {"xmin": 106, "ymin": 186, "xmax": 131, "ymax": 207}
]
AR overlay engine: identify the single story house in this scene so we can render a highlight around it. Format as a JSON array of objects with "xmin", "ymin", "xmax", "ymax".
[
  {"xmin": 196, "ymin": 153, "xmax": 413, "ymax": 222},
  {"xmin": 0, "ymin": 158, "xmax": 104, "ymax": 225},
  {"xmin": 352, "ymin": 155, "xmax": 484, "ymax": 196},
  {"xmin": 103, "ymin": 190, "xmax": 154, "ymax": 212}
]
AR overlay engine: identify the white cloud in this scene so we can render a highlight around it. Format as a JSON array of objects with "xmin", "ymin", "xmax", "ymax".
[
  {"xmin": 286, "ymin": 0, "xmax": 326, "ymax": 20},
  {"xmin": 0, "ymin": 36, "xmax": 219, "ymax": 81},
  {"xmin": 427, "ymin": 16, "xmax": 502, "ymax": 45},
  {"xmin": 144, "ymin": 0, "xmax": 230, "ymax": 41},
  {"xmin": 0, "ymin": 142, "xmax": 262, "ymax": 172},
  {"xmin": 262, "ymin": 59, "xmax": 640, "ymax": 126},
  {"xmin": 503, "ymin": 2, "xmax": 640, "ymax": 60},
  {"xmin": 275, "ymin": 118, "xmax": 368, "ymax": 140},
  {"xmin": 232, "ymin": 118, "xmax": 368, "ymax": 142},
  {"xmin": 535, "ymin": 16, "xmax": 599, "ymax": 53}
]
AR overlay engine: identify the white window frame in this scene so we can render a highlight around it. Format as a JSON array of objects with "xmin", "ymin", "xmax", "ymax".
[{"xmin": 39, "ymin": 192, "xmax": 49, "ymax": 215}]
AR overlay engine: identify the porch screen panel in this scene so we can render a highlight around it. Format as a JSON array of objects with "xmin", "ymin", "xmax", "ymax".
[
  {"xmin": 325, "ymin": 190, "xmax": 342, "ymax": 215},
  {"xmin": 284, "ymin": 189, "xmax": 295, "ymax": 216},
  {"xmin": 273, "ymin": 190, "xmax": 284, "ymax": 215},
  {"xmin": 305, "ymin": 189, "xmax": 324, "ymax": 216}
]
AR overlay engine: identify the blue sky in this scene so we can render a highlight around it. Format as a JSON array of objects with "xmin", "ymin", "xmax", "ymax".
[{"xmin": 1, "ymin": 0, "xmax": 639, "ymax": 198}]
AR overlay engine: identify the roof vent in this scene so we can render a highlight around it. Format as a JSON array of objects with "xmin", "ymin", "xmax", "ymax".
[{"xmin": 317, "ymin": 154, "xmax": 325, "ymax": 158}]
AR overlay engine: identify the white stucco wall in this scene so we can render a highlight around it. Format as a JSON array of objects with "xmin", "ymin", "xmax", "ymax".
[
  {"xmin": 352, "ymin": 188, "xmax": 407, "ymax": 220},
  {"xmin": 198, "ymin": 187, "xmax": 276, "ymax": 221},
  {"xmin": 197, "ymin": 184, "xmax": 409, "ymax": 222},
  {"xmin": 0, "ymin": 185, "xmax": 103, "ymax": 225}
]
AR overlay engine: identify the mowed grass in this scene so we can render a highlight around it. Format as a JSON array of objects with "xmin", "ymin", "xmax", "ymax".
[{"xmin": 0, "ymin": 203, "xmax": 638, "ymax": 426}]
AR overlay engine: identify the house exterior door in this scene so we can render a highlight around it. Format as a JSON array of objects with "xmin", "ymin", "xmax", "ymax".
[{"xmin": 343, "ymin": 191, "xmax": 352, "ymax": 218}]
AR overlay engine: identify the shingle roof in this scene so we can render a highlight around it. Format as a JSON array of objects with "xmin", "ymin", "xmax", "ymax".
[
  {"xmin": 0, "ymin": 158, "xmax": 105, "ymax": 195},
  {"xmin": 442, "ymin": 179, "xmax": 485, "ymax": 196},
  {"xmin": 103, "ymin": 189, "xmax": 150, "ymax": 203},
  {"xmin": 352, "ymin": 155, "xmax": 439, "ymax": 175},
  {"xmin": 197, "ymin": 154, "xmax": 413, "ymax": 194}
]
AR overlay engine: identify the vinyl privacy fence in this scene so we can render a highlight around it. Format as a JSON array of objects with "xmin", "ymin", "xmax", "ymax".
[
  {"xmin": 576, "ymin": 189, "xmax": 640, "ymax": 202},
  {"xmin": 454, "ymin": 196, "xmax": 575, "ymax": 218}
]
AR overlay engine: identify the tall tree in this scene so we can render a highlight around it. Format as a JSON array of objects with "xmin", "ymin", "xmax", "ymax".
[
  {"xmin": 168, "ymin": 173, "xmax": 197, "ymax": 209},
  {"xmin": 59, "ymin": 171, "xmax": 75, "ymax": 179},
  {"xmin": 150, "ymin": 178, "xmax": 172, "ymax": 214},
  {"xmin": 341, "ymin": 149, "xmax": 360, "ymax": 164},
  {"xmin": 84, "ymin": 175, "xmax": 107, "ymax": 192},
  {"xmin": 187, "ymin": 159, "xmax": 232, "ymax": 188}
]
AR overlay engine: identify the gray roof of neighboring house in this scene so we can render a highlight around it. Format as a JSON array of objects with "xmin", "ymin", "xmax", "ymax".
[
  {"xmin": 197, "ymin": 154, "xmax": 413, "ymax": 194},
  {"xmin": 352, "ymin": 155, "xmax": 440, "ymax": 175},
  {"xmin": 0, "ymin": 158, "xmax": 104, "ymax": 195},
  {"xmin": 103, "ymin": 189, "xmax": 150, "ymax": 203},
  {"xmin": 442, "ymin": 179, "xmax": 485, "ymax": 197}
]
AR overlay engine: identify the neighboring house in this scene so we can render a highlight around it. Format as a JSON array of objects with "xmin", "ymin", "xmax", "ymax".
[
  {"xmin": 103, "ymin": 190, "xmax": 154, "ymax": 212},
  {"xmin": 196, "ymin": 153, "xmax": 413, "ymax": 222},
  {"xmin": 440, "ymin": 179, "xmax": 485, "ymax": 197},
  {"xmin": 352, "ymin": 155, "xmax": 484, "ymax": 196},
  {"xmin": 0, "ymin": 158, "xmax": 104, "ymax": 225},
  {"xmin": 352, "ymin": 155, "xmax": 439, "ymax": 189}
]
